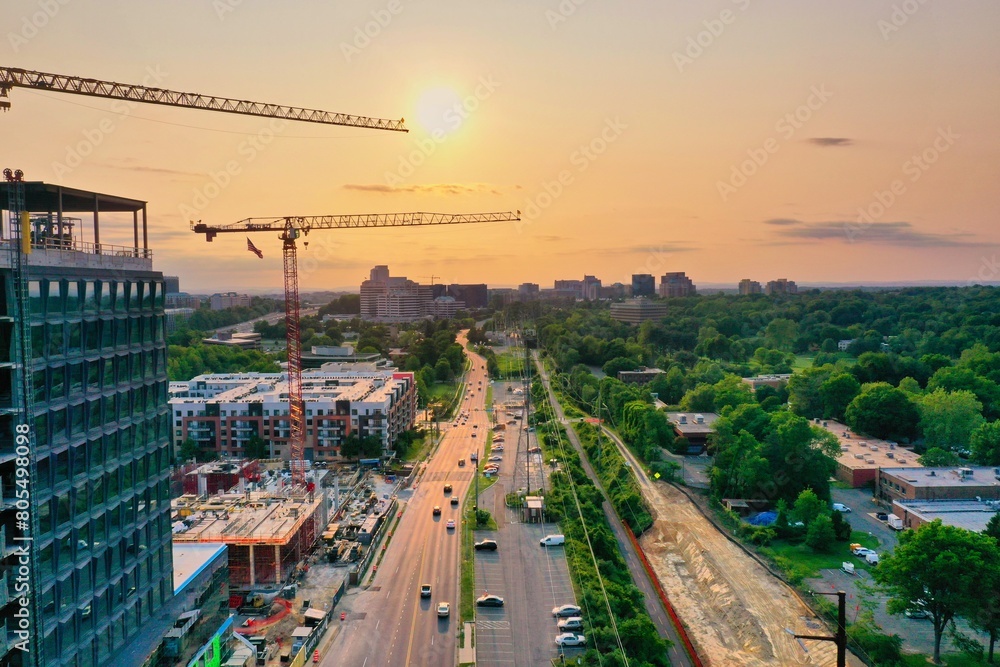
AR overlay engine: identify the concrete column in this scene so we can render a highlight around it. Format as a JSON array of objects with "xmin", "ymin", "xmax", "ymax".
[
  {"xmin": 275, "ymin": 545, "xmax": 281, "ymax": 583},
  {"xmin": 249, "ymin": 545, "xmax": 255, "ymax": 587}
]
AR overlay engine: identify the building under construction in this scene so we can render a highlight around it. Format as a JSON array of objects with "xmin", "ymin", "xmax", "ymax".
[{"xmin": 171, "ymin": 489, "xmax": 327, "ymax": 589}]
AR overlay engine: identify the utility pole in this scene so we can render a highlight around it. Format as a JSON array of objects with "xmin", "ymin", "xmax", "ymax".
[
  {"xmin": 792, "ymin": 591, "xmax": 847, "ymax": 667},
  {"xmin": 523, "ymin": 332, "xmax": 531, "ymax": 495}
]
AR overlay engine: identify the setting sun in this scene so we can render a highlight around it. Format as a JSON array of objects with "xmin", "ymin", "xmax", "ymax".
[{"xmin": 414, "ymin": 85, "xmax": 466, "ymax": 136}]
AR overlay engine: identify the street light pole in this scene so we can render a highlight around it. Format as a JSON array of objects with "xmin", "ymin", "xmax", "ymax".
[{"xmin": 792, "ymin": 591, "xmax": 847, "ymax": 667}]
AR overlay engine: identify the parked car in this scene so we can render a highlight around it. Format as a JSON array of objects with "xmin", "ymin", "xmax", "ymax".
[
  {"xmin": 557, "ymin": 617, "xmax": 584, "ymax": 631},
  {"xmin": 832, "ymin": 503, "xmax": 852, "ymax": 513},
  {"xmin": 528, "ymin": 446, "xmax": 541, "ymax": 454},
  {"xmin": 420, "ymin": 584, "xmax": 431, "ymax": 598},
  {"xmin": 474, "ymin": 539, "xmax": 498, "ymax": 551},
  {"xmin": 904, "ymin": 607, "xmax": 929, "ymax": 619},
  {"xmin": 540, "ymin": 534, "xmax": 565, "ymax": 547},
  {"xmin": 875, "ymin": 512, "xmax": 889, "ymax": 521},
  {"xmin": 488, "ymin": 455, "xmax": 503, "ymax": 462},
  {"xmin": 555, "ymin": 633, "xmax": 586, "ymax": 647},
  {"xmin": 476, "ymin": 594, "xmax": 504, "ymax": 607},
  {"xmin": 552, "ymin": 604, "xmax": 582, "ymax": 617},
  {"xmin": 852, "ymin": 546, "xmax": 875, "ymax": 557},
  {"xmin": 437, "ymin": 602, "xmax": 450, "ymax": 617},
  {"xmin": 865, "ymin": 552, "xmax": 880, "ymax": 565}
]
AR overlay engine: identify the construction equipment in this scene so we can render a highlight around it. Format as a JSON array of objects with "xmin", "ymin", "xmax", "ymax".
[
  {"xmin": 192, "ymin": 211, "xmax": 520, "ymax": 485},
  {"xmin": 0, "ymin": 66, "xmax": 407, "ymax": 131}
]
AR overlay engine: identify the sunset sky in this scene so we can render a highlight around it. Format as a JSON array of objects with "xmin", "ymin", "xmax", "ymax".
[{"xmin": 3, "ymin": 0, "xmax": 999, "ymax": 291}]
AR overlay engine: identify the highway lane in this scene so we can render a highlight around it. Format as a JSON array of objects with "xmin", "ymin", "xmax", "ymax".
[{"xmin": 325, "ymin": 333, "xmax": 489, "ymax": 666}]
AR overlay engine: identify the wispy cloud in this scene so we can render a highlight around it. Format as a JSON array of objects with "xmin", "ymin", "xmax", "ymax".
[
  {"xmin": 806, "ymin": 137, "xmax": 853, "ymax": 147},
  {"xmin": 763, "ymin": 218, "xmax": 802, "ymax": 226},
  {"xmin": 766, "ymin": 218, "xmax": 978, "ymax": 247},
  {"xmin": 342, "ymin": 183, "xmax": 522, "ymax": 196},
  {"xmin": 93, "ymin": 159, "xmax": 202, "ymax": 177}
]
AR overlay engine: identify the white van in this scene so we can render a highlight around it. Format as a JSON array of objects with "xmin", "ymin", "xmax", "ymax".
[{"xmin": 540, "ymin": 534, "xmax": 565, "ymax": 547}]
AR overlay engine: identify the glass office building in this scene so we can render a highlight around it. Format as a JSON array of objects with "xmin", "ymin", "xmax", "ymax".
[{"xmin": 0, "ymin": 182, "xmax": 173, "ymax": 667}]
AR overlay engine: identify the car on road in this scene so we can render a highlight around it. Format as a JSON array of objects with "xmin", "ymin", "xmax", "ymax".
[
  {"xmin": 473, "ymin": 424, "xmax": 478, "ymax": 429},
  {"xmin": 474, "ymin": 539, "xmax": 498, "ymax": 551},
  {"xmin": 443, "ymin": 484, "xmax": 453, "ymax": 493},
  {"xmin": 557, "ymin": 617, "xmax": 584, "ymax": 631},
  {"xmin": 833, "ymin": 503, "xmax": 852, "ymax": 513},
  {"xmin": 446, "ymin": 520, "xmax": 456, "ymax": 529},
  {"xmin": 458, "ymin": 458, "xmax": 465, "ymax": 467},
  {"xmin": 471, "ymin": 433, "xmax": 477, "ymax": 438},
  {"xmin": 476, "ymin": 594, "xmax": 504, "ymax": 607},
  {"xmin": 420, "ymin": 584, "xmax": 431, "ymax": 598},
  {"xmin": 437, "ymin": 602, "xmax": 450, "ymax": 617},
  {"xmin": 432, "ymin": 506, "xmax": 442, "ymax": 516},
  {"xmin": 555, "ymin": 633, "xmax": 586, "ymax": 647},
  {"xmin": 552, "ymin": 604, "xmax": 581, "ymax": 617},
  {"xmin": 450, "ymin": 495, "xmax": 459, "ymax": 506}
]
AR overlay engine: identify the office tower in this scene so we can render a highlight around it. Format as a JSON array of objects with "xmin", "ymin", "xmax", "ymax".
[
  {"xmin": 0, "ymin": 181, "xmax": 173, "ymax": 667},
  {"xmin": 738, "ymin": 279, "xmax": 762, "ymax": 295},
  {"xmin": 631, "ymin": 274, "xmax": 655, "ymax": 297},
  {"xmin": 658, "ymin": 272, "xmax": 696, "ymax": 297}
]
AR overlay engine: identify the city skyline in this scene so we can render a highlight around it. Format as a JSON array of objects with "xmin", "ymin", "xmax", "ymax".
[{"xmin": 3, "ymin": 2, "xmax": 999, "ymax": 289}]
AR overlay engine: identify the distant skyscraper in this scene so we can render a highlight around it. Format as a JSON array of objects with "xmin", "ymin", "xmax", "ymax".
[
  {"xmin": 164, "ymin": 275, "xmax": 180, "ymax": 294},
  {"xmin": 446, "ymin": 284, "xmax": 488, "ymax": 309},
  {"xmin": 517, "ymin": 283, "xmax": 539, "ymax": 300},
  {"xmin": 739, "ymin": 279, "xmax": 762, "ymax": 295},
  {"xmin": 765, "ymin": 278, "xmax": 798, "ymax": 295},
  {"xmin": 208, "ymin": 292, "xmax": 252, "ymax": 310},
  {"xmin": 582, "ymin": 275, "xmax": 602, "ymax": 300},
  {"xmin": 631, "ymin": 274, "xmax": 655, "ymax": 297},
  {"xmin": 1, "ymin": 181, "xmax": 173, "ymax": 666},
  {"xmin": 360, "ymin": 266, "xmax": 432, "ymax": 322},
  {"xmin": 658, "ymin": 272, "xmax": 696, "ymax": 297}
]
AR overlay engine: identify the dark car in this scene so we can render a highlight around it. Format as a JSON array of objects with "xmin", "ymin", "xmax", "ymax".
[
  {"xmin": 443, "ymin": 484, "xmax": 453, "ymax": 493},
  {"xmin": 474, "ymin": 539, "xmax": 498, "ymax": 551},
  {"xmin": 432, "ymin": 506, "xmax": 442, "ymax": 516},
  {"xmin": 476, "ymin": 594, "xmax": 504, "ymax": 607},
  {"xmin": 876, "ymin": 512, "xmax": 889, "ymax": 521}
]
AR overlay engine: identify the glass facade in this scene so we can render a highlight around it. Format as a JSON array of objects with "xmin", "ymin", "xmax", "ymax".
[{"xmin": 2, "ymin": 271, "xmax": 173, "ymax": 667}]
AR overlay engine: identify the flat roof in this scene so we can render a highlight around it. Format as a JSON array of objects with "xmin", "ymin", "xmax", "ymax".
[
  {"xmin": 665, "ymin": 412, "xmax": 719, "ymax": 435},
  {"xmin": 883, "ymin": 466, "xmax": 1000, "ymax": 488},
  {"xmin": 818, "ymin": 419, "xmax": 923, "ymax": 472},
  {"xmin": 172, "ymin": 491, "xmax": 325, "ymax": 545},
  {"xmin": 0, "ymin": 180, "xmax": 146, "ymax": 213},
  {"xmin": 172, "ymin": 543, "xmax": 227, "ymax": 595},
  {"xmin": 895, "ymin": 499, "xmax": 1000, "ymax": 532}
]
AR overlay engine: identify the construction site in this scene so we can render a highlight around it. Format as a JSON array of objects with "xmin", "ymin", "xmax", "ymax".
[{"xmin": 171, "ymin": 488, "xmax": 327, "ymax": 588}]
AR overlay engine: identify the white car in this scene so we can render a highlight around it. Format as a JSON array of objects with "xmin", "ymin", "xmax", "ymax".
[
  {"xmin": 832, "ymin": 503, "xmax": 852, "ymax": 513},
  {"xmin": 446, "ymin": 520, "xmax": 456, "ymax": 529},
  {"xmin": 552, "ymin": 604, "xmax": 582, "ymax": 617},
  {"xmin": 555, "ymin": 633, "xmax": 586, "ymax": 647},
  {"xmin": 437, "ymin": 602, "xmax": 450, "ymax": 617},
  {"xmin": 488, "ymin": 455, "xmax": 503, "ymax": 462},
  {"xmin": 852, "ymin": 546, "xmax": 876, "ymax": 558}
]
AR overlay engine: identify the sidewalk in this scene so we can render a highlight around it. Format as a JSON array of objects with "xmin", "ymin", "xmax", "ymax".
[{"xmin": 458, "ymin": 622, "xmax": 475, "ymax": 664}]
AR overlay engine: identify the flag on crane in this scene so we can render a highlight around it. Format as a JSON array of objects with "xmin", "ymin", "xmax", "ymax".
[{"xmin": 247, "ymin": 238, "xmax": 263, "ymax": 259}]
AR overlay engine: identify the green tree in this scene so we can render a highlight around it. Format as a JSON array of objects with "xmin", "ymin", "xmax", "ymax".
[
  {"xmin": 680, "ymin": 384, "xmax": 715, "ymax": 412},
  {"xmin": 712, "ymin": 374, "xmax": 755, "ymax": 413},
  {"xmin": 340, "ymin": 433, "xmax": 362, "ymax": 461},
  {"xmin": 434, "ymin": 358, "xmax": 453, "ymax": 382},
  {"xmin": 244, "ymin": 435, "xmax": 268, "ymax": 459},
  {"xmin": 178, "ymin": 438, "xmax": 201, "ymax": 462},
  {"xmin": 764, "ymin": 318, "xmax": 799, "ymax": 352},
  {"xmin": 917, "ymin": 388, "xmax": 984, "ymax": 450},
  {"xmin": 819, "ymin": 372, "xmax": 861, "ymax": 421},
  {"xmin": 792, "ymin": 489, "xmax": 826, "ymax": 526},
  {"xmin": 845, "ymin": 382, "xmax": 920, "ymax": 442},
  {"xmin": 917, "ymin": 447, "xmax": 961, "ymax": 468},
  {"xmin": 873, "ymin": 520, "xmax": 1000, "ymax": 664},
  {"xmin": 987, "ymin": 513, "xmax": 1000, "ymax": 543},
  {"xmin": 804, "ymin": 514, "xmax": 836, "ymax": 553},
  {"xmin": 602, "ymin": 356, "xmax": 641, "ymax": 378},
  {"xmin": 787, "ymin": 365, "xmax": 833, "ymax": 418},
  {"xmin": 972, "ymin": 421, "xmax": 1000, "ymax": 466}
]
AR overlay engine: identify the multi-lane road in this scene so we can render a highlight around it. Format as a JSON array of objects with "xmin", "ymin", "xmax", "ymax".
[{"xmin": 325, "ymin": 334, "xmax": 490, "ymax": 666}]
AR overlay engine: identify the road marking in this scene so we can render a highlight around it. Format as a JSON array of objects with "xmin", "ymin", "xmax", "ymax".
[
  {"xmin": 375, "ymin": 619, "xmax": 380, "ymax": 630},
  {"xmin": 403, "ymin": 547, "xmax": 427, "ymax": 667}
]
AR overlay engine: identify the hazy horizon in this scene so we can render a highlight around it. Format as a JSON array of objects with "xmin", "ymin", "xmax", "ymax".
[{"xmin": 4, "ymin": 1, "xmax": 999, "ymax": 289}]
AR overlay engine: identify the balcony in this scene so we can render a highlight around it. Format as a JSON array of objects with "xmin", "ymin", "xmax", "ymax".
[{"xmin": 186, "ymin": 423, "xmax": 213, "ymax": 432}]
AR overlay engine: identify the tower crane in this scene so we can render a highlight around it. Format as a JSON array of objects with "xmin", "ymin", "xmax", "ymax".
[
  {"xmin": 192, "ymin": 211, "xmax": 520, "ymax": 485},
  {"xmin": 0, "ymin": 65, "xmax": 408, "ymax": 131}
]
